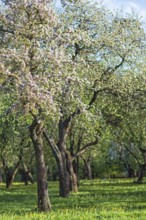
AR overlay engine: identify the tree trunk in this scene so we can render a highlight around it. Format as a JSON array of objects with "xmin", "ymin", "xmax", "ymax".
[
  {"xmin": 136, "ymin": 164, "xmax": 146, "ymax": 183},
  {"xmin": 66, "ymin": 153, "xmax": 78, "ymax": 192},
  {"xmin": 124, "ymin": 163, "xmax": 135, "ymax": 178},
  {"xmin": 30, "ymin": 118, "xmax": 51, "ymax": 212},
  {"xmin": 57, "ymin": 118, "xmax": 71, "ymax": 197},
  {"xmin": 4, "ymin": 156, "xmax": 21, "ymax": 189},
  {"xmin": 128, "ymin": 169, "xmax": 134, "ymax": 178},
  {"xmin": 0, "ymin": 170, "xmax": 3, "ymax": 182},
  {"xmin": 52, "ymin": 169, "xmax": 58, "ymax": 181},
  {"xmin": 44, "ymin": 117, "xmax": 75, "ymax": 197},
  {"xmin": 76, "ymin": 156, "xmax": 80, "ymax": 185},
  {"xmin": 57, "ymin": 152, "xmax": 70, "ymax": 197},
  {"xmin": 43, "ymin": 130, "xmax": 70, "ymax": 197},
  {"xmin": 86, "ymin": 163, "xmax": 92, "ymax": 179},
  {"xmin": 5, "ymin": 166, "xmax": 19, "ymax": 188},
  {"xmin": 82, "ymin": 155, "xmax": 92, "ymax": 180},
  {"xmin": 21, "ymin": 161, "xmax": 34, "ymax": 185},
  {"xmin": 2, "ymin": 151, "xmax": 22, "ymax": 188}
]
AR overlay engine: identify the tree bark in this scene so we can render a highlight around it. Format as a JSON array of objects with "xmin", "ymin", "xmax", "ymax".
[
  {"xmin": 0, "ymin": 170, "xmax": 3, "ymax": 182},
  {"xmin": 57, "ymin": 153, "xmax": 70, "ymax": 197},
  {"xmin": 57, "ymin": 118, "xmax": 71, "ymax": 197},
  {"xmin": 43, "ymin": 130, "xmax": 70, "ymax": 197},
  {"xmin": 136, "ymin": 164, "xmax": 146, "ymax": 183},
  {"xmin": 76, "ymin": 156, "xmax": 80, "ymax": 185},
  {"xmin": 124, "ymin": 164, "xmax": 135, "ymax": 178},
  {"xmin": 1, "ymin": 148, "xmax": 22, "ymax": 188},
  {"xmin": 44, "ymin": 113, "xmax": 81, "ymax": 197},
  {"xmin": 66, "ymin": 153, "xmax": 78, "ymax": 192},
  {"xmin": 5, "ymin": 166, "xmax": 19, "ymax": 188},
  {"xmin": 30, "ymin": 118, "xmax": 51, "ymax": 212},
  {"xmin": 82, "ymin": 155, "xmax": 92, "ymax": 180},
  {"xmin": 20, "ymin": 161, "xmax": 34, "ymax": 185}
]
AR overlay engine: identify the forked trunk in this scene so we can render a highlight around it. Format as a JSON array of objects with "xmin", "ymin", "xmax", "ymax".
[
  {"xmin": 5, "ymin": 167, "xmax": 19, "ymax": 189},
  {"xmin": 21, "ymin": 162, "xmax": 34, "ymax": 185},
  {"xmin": 44, "ymin": 116, "xmax": 76, "ymax": 197},
  {"xmin": 30, "ymin": 118, "xmax": 51, "ymax": 212}
]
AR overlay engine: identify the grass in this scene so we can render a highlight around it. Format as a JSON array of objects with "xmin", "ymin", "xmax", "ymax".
[{"xmin": 0, "ymin": 179, "xmax": 146, "ymax": 219}]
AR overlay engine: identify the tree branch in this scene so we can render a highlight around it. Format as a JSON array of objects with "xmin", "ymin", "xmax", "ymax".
[
  {"xmin": 43, "ymin": 130, "xmax": 61, "ymax": 159},
  {"xmin": 124, "ymin": 146, "xmax": 140, "ymax": 165},
  {"xmin": 73, "ymin": 137, "xmax": 99, "ymax": 160}
]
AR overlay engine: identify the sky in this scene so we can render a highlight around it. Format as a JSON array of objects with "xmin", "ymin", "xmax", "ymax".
[
  {"xmin": 54, "ymin": 0, "xmax": 146, "ymax": 27},
  {"xmin": 0, "ymin": 0, "xmax": 146, "ymax": 26},
  {"xmin": 102, "ymin": 0, "xmax": 146, "ymax": 25}
]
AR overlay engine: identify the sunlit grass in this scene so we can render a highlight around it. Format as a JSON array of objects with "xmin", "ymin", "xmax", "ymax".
[{"xmin": 0, "ymin": 178, "xmax": 146, "ymax": 219}]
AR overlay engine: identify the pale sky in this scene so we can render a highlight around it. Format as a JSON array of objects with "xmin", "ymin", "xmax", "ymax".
[
  {"xmin": 0, "ymin": 0, "xmax": 146, "ymax": 25},
  {"xmin": 102, "ymin": 0, "xmax": 146, "ymax": 25},
  {"xmin": 54, "ymin": 0, "xmax": 146, "ymax": 26}
]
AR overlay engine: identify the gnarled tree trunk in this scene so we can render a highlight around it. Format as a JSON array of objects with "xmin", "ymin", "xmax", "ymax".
[
  {"xmin": 30, "ymin": 118, "xmax": 51, "ymax": 212},
  {"xmin": 44, "ymin": 118, "xmax": 72, "ymax": 197}
]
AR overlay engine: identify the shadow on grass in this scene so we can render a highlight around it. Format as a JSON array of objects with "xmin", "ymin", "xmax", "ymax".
[
  {"xmin": 0, "ymin": 194, "xmax": 36, "ymax": 210},
  {"xmin": 0, "ymin": 179, "xmax": 146, "ymax": 215}
]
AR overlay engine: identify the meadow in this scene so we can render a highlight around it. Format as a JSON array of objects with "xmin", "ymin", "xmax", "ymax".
[{"xmin": 0, "ymin": 179, "xmax": 146, "ymax": 220}]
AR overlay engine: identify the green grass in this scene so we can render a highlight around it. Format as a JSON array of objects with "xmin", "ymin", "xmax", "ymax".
[{"xmin": 0, "ymin": 179, "xmax": 146, "ymax": 219}]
